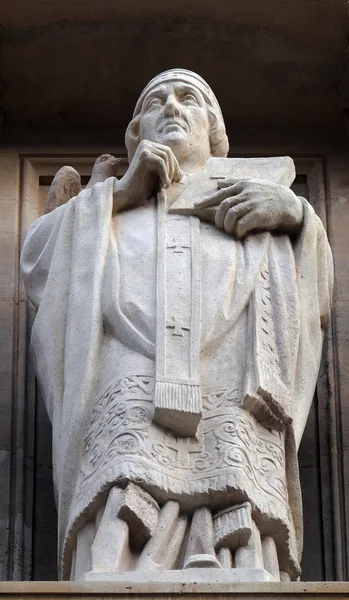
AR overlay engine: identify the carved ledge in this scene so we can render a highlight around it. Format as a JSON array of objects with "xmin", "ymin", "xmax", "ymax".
[{"xmin": 0, "ymin": 581, "xmax": 348, "ymax": 599}]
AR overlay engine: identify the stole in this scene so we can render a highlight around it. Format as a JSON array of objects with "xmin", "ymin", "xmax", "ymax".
[{"xmin": 153, "ymin": 190, "xmax": 202, "ymax": 437}]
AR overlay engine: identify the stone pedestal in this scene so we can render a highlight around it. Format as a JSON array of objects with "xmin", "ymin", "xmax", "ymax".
[
  {"xmin": 0, "ymin": 582, "xmax": 348, "ymax": 600},
  {"xmin": 83, "ymin": 569, "xmax": 276, "ymax": 583}
]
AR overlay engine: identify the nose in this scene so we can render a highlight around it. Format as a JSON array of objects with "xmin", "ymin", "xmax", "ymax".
[{"xmin": 164, "ymin": 94, "xmax": 181, "ymax": 117}]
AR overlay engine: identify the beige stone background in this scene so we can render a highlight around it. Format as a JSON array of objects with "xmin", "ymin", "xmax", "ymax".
[{"xmin": 1, "ymin": 0, "xmax": 349, "ymax": 583}]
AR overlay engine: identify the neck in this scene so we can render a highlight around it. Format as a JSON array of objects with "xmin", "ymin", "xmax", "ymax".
[
  {"xmin": 178, "ymin": 152, "xmax": 211, "ymax": 174},
  {"xmin": 170, "ymin": 143, "xmax": 211, "ymax": 174}
]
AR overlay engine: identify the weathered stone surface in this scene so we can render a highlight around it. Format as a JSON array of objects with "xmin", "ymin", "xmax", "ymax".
[
  {"xmin": 20, "ymin": 69, "xmax": 333, "ymax": 583},
  {"xmin": 45, "ymin": 166, "xmax": 81, "ymax": 214},
  {"xmin": 213, "ymin": 502, "xmax": 252, "ymax": 551},
  {"xmin": 184, "ymin": 507, "xmax": 221, "ymax": 569},
  {"xmin": 135, "ymin": 501, "xmax": 187, "ymax": 572},
  {"xmin": 74, "ymin": 522, "xmax": 94, "ymax": 580},
  {"xmin": 0, "ymin": 581, "xmax": 349, "ymax": 599},
  {"xmin": 117, "ymin": 483, "xmax": 160, "ymax": 553},
  {"xmin": 261, "ymin": 536, "xmax": 280, "ymax": 582}
]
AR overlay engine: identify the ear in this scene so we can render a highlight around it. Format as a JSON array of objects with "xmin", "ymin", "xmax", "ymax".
[
  {"xmin": 125, "ymin": 115, "xmax": 141, "ymax": 161},
  {"xmin": 207, "ymin": 106, "xmax": 229, "ymax": 158},
  {"xmin": 207, "ymin": 105, "xmax": 219, "ymax": 131}
]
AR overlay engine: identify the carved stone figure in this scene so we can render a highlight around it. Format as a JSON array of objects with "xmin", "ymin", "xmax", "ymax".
[{"xmin": 21, "ymin": 69, "xmax": 333, "ymax": 583}]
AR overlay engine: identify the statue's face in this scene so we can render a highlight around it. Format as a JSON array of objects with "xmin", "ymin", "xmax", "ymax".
[{"xmin": 138, "ymin": 81, "xmax": 211, "ymax": 166}]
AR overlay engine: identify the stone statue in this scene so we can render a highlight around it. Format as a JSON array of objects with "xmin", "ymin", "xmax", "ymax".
[{"xmin": 21, "ymin": 69, "xmax": 333, "ymax": 583}]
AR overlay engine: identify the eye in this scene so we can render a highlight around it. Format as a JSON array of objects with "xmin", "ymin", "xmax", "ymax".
[
  {"xmin": 145, "ymin": 97, "xmax": 164, "ymax": 110},
  {"xmin": 181, "ymin": 94, "xmax": 199, "ymax": 105}
]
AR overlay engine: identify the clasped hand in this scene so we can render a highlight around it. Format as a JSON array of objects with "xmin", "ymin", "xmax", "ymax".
[{"xmin": 194, "ymin": 178, "xmax": 303, "ymax": 239}]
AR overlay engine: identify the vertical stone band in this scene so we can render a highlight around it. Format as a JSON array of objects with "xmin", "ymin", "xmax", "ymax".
[{"xmin": 154, "ymin": 190, "xmax": 202, "ymax": 436}]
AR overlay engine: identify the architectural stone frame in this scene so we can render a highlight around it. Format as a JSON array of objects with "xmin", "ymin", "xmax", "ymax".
[
  {"xmin": 2, "ymin": 153, "xmax": 344, "ymax": 581},
  {"xmin": 294, "ymin": 158, "xmax": 340, "ymax": 582}
]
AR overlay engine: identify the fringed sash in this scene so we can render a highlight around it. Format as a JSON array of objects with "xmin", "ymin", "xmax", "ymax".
[{"xmin": 154, "ymin": 190, "xmax": 202, "ymax": 436}]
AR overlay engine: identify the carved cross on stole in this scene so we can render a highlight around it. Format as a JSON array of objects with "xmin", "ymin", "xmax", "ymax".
[{"xmin": 154, "ymin": 156, "xmax": 296, "ymax": 437}]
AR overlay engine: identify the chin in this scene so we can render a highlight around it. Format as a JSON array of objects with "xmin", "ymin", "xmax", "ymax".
[
  {"xmin": 161, "ymin": 131, "xmax": 189, "ymax": 151},
  {"xmin": 162, "ymin": 129, "xmax": 186, "ymax": 141}
]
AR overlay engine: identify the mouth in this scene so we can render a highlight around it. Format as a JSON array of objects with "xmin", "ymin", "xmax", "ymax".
[{"xmin": 159, "ymin": 119, "xmax": 188, "ymax": 133}]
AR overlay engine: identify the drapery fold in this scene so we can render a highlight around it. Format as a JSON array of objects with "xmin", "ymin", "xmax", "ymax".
[
  {"xmin": 22, "ymin": 178, "xmax": 115, "ymax": 572},
  {"xmin": 21, "ymin": 177, "xmax": 333, "ymax": 579}
]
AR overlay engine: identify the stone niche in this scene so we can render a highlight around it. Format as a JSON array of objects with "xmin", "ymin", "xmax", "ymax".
[{"xmin": 1, "ymin": 0, "xmax": 349, "ymax": 593}]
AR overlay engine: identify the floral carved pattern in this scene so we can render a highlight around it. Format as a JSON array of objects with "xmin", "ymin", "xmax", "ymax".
[{"xmin": 75, "ymin": 375, "xmax": 288, "ymax": 522}]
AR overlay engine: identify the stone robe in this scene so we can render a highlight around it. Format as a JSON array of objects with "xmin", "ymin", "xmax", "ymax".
[{"xmin": 21, "ymin": 174, "xmax": 333, "ymax": 580}]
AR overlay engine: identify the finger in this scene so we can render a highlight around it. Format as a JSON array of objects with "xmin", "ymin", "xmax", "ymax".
[
  {"xmin": 162, "ymin": 146, "xmax": 176, "ymax": 182},
  {"xmin": 153, "ymin": 143, "xmax": 182, "ymax": 183},
  {"xmin": 152, "ymin": 146, "xmax": 182, "ymax": 186},
  {"xmin": 168, "ymin": 151, "xmax": 182, "ymax": 183},
  {"xmin": 235, "ymin": 210, "xmax": 261, "ymax": 239},
  {"xmin": 151, "ymin": 153, "xmax": 171, "ymax": 189},
  {"xmin": 224, "ymin": 200, "xmax": 255, "ymax": 235},
  {"xmin": 194, "ymin": 183, "xmax": 246, "ymax": 209},
  {"xmin": 143, "ymin": 147, "xmax": 171, "ymax": 188},
  {"xmin": 151, "ymin": 147, "xmax": 171, "ymax": 182},
  {"xmin": 150, "ymin": 143, "xmax": 171, "ymax": 177},
  {"xmin": 215, "ymin": 193, "xmax": 246, "ymax": 229}
]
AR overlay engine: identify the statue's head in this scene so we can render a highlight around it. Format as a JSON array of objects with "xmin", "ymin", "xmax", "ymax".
[{"xmin": 125, "ymin": 69, "xmax": 229, "ymax": 167}]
